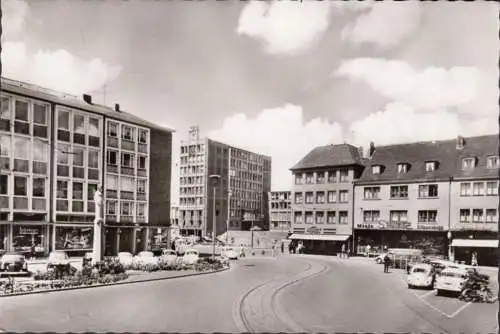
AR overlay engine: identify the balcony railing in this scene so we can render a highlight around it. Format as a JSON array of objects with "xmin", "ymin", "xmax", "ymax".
[
  {"xmin": 107, "ymin": 136, "xmax": 118, "ymax": 148},
  {"xmin": 33, "ymin": 161, "xmax": 47, "ymax": 174},
  {"xmin": 121, "ymin": 140, "xmax": 135, "ymax": 151},
  {"xmin": 32, "ymin": 198, "xmax": 46, "ymax": 211},
  {"xmin": 120, "ymin": 215, "xmax": 134, "ymax": 223},
  {"xmin": 107, "ymin": 164, "xmax": 118, "ymax": 174},
  {"xmin": 106, "ymin": 189, "xmax": 118, "ymax": 198},
  {"xmin": 121, "ymin": 166, "xmax": 135, "ymax": 175},
  {"xmin": 138, "ymin": 143, "xmax": 147, "ymax": 153},
  {"xmin": 0, "ymin": 196, "xmax": 9, "ymax": 209},
  {"xmin": 120, "ymin": 191, "xmax": 134, "ymax": 200},
  {"xmin": 13, "ymin": 197, "xmax": 28, "ymax": 209}
]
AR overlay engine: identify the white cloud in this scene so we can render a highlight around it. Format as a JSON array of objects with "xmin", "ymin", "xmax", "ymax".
[
  {"xmin": 237, "ymin": 1, "xmax": 333, "ymax": 55},
  {"xmin": 1, "ymin": 0, "xmax": 31, "ymax": 40},
  {"xmin": 342, "ymin": 1, "xmax": 421, "ymax": 49},
  {"xmin": 348, "ymin": 102, "xmax": 496, "ymax": 149},
  {"xmin": 336, "ymin": 58, "xmax": 484, "ymax": 112},
  {"xmin": 208, "ymin": 104, "xmax": 343, "ymax": 190}
]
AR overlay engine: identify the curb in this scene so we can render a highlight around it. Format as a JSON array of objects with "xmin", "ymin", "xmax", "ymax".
[{"xmin": 0, "ymin": 266, "xmax": 229, "ymax": 298}]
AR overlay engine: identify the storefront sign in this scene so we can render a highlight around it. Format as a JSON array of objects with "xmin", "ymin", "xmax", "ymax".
[
  {"xmin": 19, "ymin": 227, "xmax": 40, "ymax": 235},
  {"xmin": 416, "ymin": 224, "xmax": 444, "ymax": 231},
  {"xmin": 357, "ymin": 220, "xmax": 446, "ymax": 232}
]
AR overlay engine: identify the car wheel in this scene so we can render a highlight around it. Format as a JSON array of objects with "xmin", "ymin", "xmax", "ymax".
[{"xmin": 376, "ymin": 259, "xmax": 382, "ymax": 264}]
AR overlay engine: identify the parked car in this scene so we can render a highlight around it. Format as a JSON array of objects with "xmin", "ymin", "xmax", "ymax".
[
  {"xmin": 133, "ymin": 251, "xmax": 158, "ymax": 265},
  {"xmin": 82, "ymin": 252, "xmax": 93, "ymax": 267},
  {"xmin": 407, "ymin": 263, "xmax": 435, "ymax": 289},
  {"xmin": 435, "ymin": 267, "xmax": 469, "ymax": 295},
  {"xmin": 47, "ymin": 251, "xmax": 70, "ymax": 270},
  {"xmin": 423, "ymin": 259, "xmax": 456, "ymax": 274},
  {"xmin": 0, "ymin": 252, "xmax": 28, "ymax": 272},
  {"xmin": 375, "ymin": 253, "xmax": 388, "ymax": 264},
  {"xmin": 151, "ymin": 242, "xmax": 169, "ymax": 257},
  {"xmin": 159, "ymin": 249, "xmax": 178, "ymax": 267},
  {"xmin": 222, "ymin": 247, "xmax": 239, "ymax": 260},
  {"xmin": 182, "ymin": 249, "xmax": 200, "ymax": 265},
  {"xmin": 117, "ymin": 252, "xmax": 134, "ymax": 267}
]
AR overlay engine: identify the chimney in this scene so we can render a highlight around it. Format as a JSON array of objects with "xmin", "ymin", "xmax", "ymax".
[
  {"xmin": 369, "ymin": 142, "xmax": 375, "ymax": 157},
  {"xmin": 456, "ymin": 135, "xmax": 465, "ymax": 149},
  {"xmin": 83, "ymin": 94, "xmax": 92, "ymax": 105},
  {"xmin": 114, "ymin": 103, "xmax": 120, "ymax": 112},
  {"xmin": 357, "ymin": 146, "xmax": 364, "ymax": 158}
]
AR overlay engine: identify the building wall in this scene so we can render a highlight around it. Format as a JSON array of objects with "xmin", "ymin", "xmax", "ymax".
[
  {"xmin": 353, "ymin": 181, "xmax": 451, "ymax": 232},
  {"xmin": 149, "ymin": 128, "xmax": 172, "ymax": 225},
  {"xmin": 269, "ymin": 191, "xmax": 291, "ymax": 231}
]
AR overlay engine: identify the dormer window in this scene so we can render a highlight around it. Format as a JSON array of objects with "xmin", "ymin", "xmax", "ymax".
[
  {"xmin": 487, "ymin": 156, "xmax": 499, "ymax": 169},
  {"xmin": 372, "ymin": 165, "xmax": 381, "ymax": 174},
  {"xmin": 425, "ymin": 161, "xmax": 437, "ymax": 172},
  {"xmin": 397, "ymin": 163, "xmax": 409, "ymax": 173},
  {"xmin": 462, "ymin": 158, "xmax": 476, "ymax": 170}
]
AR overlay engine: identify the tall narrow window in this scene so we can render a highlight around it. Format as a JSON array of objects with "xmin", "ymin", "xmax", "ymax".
[
  {"xmin": 13, "ymin": 137, "xmax": 30, "ymax": 172},
  {"xmin": 88, "ymin": 117, "xmax": 100, "ymax": 147},
  {"xmin": 33, "ymin": 104, "xmax": 48, "ymax": 138},
  {"xmin": 14, "ymin": 100, "xmax": 29, "ymax": 135},
  {"xmin": 0, "ymin": 96, "xmax": 11, "ymax": 132}
]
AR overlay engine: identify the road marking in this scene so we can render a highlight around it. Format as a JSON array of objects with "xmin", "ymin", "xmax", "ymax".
[
  {"xmin": 421, "ymin": 290, "xmax": 435, "ymax": 298},
  {"xmin": 414, "ymin": 293, "xmax": 453, "ymax": 318},
  {"xmin": 448, "ymin": 301, "xmax": 472, "ymax": 318}
]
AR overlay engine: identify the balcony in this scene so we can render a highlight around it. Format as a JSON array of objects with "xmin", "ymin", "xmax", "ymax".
[
  {"xmin": 88, "ymin": 169, "xmax": 99, "ymax": 180},
  {"xmin": 32, "ymin": 198, "xmax": 46, "ymax": 211},
  {"xmin": 120, "ymin": 191, "xmax": 134, "ymax": 200},
  {"xmin": 120, "ymin": 215, "xmax": 134, "ymax": 223},
  {"xmin": 33, "ymin": 161, "xmax": 47, "ymax": 174},
  {"xmin": 137, "ymin": 168, "xmax": 147, "ymax": 177},
  {"xmin": 136, "ymin": 193, "xmax": 147, "ymax": 201},
  {"xmin": 0, "ymin": 196, "xmax": 9, "ymax": 209},
  {"xmin": 107, "ymin": 136, "xmax": 118, "ymax": 148},
  {"xmin": 13, "ymin": 197, "xmax": 28, "ymax": 209},
  {"xmin": 107, "ymin": 164, "xmax": 118, "ymax": 174},
  {"xmin": 138, "ymin": 143, "xmax": 147, "ymax": 153},
  {"xmin": 121, "ymin": 166, "xmax": 135, "ymax": 176},
  {"xmin": 72, "ymin": 201, "xmax": 84, "ymax": 212},
  {"xmin": 106, "ymin": 189, "xmax": 118, "ymax": 198},
  {"xmin": 121, "ymin": 140, "xmax": 135, "ymax": 151},
  {"xmin": 13, "ymin": 159, "xmax": 29, "ymax": 173}
]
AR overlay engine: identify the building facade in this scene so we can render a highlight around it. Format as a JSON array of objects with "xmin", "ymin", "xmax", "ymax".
[
  {"xmin": 289, "ymin": 144, "xmax": 365, "ymax": 255},
  {"xmin": 0, "ymin": 77, "xmax": 174, "ymax": 257},
  {"xmin": 268, "ymin": 191, "xmax": 292, "ymax": 232},
  {"xmin": 178, "ymin": 126, "xmax": 271, "ymax": 238}
]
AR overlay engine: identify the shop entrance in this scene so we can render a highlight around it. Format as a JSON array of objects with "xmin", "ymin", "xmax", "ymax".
[
  {"xmin": 104, "ymin": 228, "xmax": 118, "ymax": 256},
  {"xmin": 118, "ymin": 228, "xmax": 134, "ymax": 254}
]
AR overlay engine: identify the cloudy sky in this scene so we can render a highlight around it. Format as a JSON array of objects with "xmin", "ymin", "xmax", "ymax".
[{"xmin": 2, "ymin": 0, "xmax": 498, "ymax": 202}]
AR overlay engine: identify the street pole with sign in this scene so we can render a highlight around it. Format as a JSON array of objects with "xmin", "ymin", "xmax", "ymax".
[{"xmin": 209, "ymin": 175, "xmax": 221, "ymax": 263}]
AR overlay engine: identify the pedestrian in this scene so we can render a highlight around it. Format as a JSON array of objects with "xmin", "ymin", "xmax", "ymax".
[
  {"xmin": 289, "ymin": 242, "xmax": 294, "ymax": 254},
  {"xmin": 30, "ymin": 242, "xmax": 36, "ymax": 260},
  {"xmin": 271, "ymin": 243, "xmax": 276, "ymax": 257},
  {"xmin": 341, "ymin": 243, "xmax": 346, "ymax": 259},
  {"xmin": 383, "ymin": 253, "xmax": 391, "ymax": 273},
  {"xmin": 281, "ymin": 241, "xmax": 284, "ymax": 254},
  {"xmin": 346, "ymin": 246, "xmax": 351, "ymax": 259},
  {"xmin": 471, "ymin": 251, "xmax": 478, "ymax": 266}
]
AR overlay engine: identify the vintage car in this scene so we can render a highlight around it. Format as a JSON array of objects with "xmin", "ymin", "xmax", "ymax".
[
  {"xmin": 407, "ymin": 263, "xmax": 435, "ymax": 289},
  {"xmin": 222, "ymin": 247, "xmax": 239, "ymax": 260},
  {"xmin": 0, "ymin": 253, "xmax": 28, "ymax": 272},
  {"xmin": 159, "ymin": 249, "xmax": 178, "ymax": 267},
  {"xmin": 117, "ymin": 252, "xmax": 134, "ymax": 267},
  {"xmin": 182, "ymin": 249, "xmax": 200, "ymax": 266},
  {"xmin": 46, "ymin": 251, "xmax": 70, "ymax": 270},
  {"xmin": 435, "ymin": 267, "xmax": 469, "ymax": 295},
  {"xmin": 133, "ymin": 251, "xmax": 158, "ymax": 266}
]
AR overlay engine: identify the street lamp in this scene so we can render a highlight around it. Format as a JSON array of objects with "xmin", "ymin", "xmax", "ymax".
[
  {"xmin": 447, "ymin": 231, "xmax": 453, "ymax": 261},
  {"xmin": 93, "ymin": 185, "xmax": 104, "ymax": 263},
  {"xmin": 209, "ymin": 175, "xmax": 221, "ymax": 262}
]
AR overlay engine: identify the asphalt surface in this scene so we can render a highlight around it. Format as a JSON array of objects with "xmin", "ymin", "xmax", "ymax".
[{"xmin": 0, "ymin": 255, "xmax": 497, "ymax": 333}]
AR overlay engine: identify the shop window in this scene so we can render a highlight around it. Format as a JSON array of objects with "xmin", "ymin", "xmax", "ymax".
[
  {"xmin": 33, "ymin": 104, "xmax": 48, "ymax": 138},
  {"xmin": 390, "ymin": 185, "xmax": 408, "ymax": 199},
  {"xmin": 32, "ymin": 178, "xmax": 45, "ymax": 197},
  {"xmin": 0, "ymin": 96, "xmax": 11, "ymax": 132},
  {"xmin": 55, "ymin": 227, "xmax": 93, "ymax": 251},
  {"xmin": 14, "ymin": 176, "xmax": 27, "ymax": 196},
  {"xmin": 12, "ymin": 225, "xmax": 46, "ymax": 253}
]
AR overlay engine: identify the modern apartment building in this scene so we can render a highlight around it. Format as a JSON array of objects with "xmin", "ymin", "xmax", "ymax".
[
  {"xmin": 268, "ymin": 191, "xmax": 292, "ymax": 232},
  {"xmin": 178, "ymin": 126, "xmax": 271, "ymax": 238},
  {"xmin": 289, "ymin": 144, "xmax": 365, "ymax": 255},
  {"xmin": 0, "ymin": 77, "xmax": 173, "ymax": 257},
  {"xmin": 353, "ymin": 135, "xmax": 499, "ymax": 265},
  {"xmin": 170, "ymin": 204, "xmax": 180, "ymax": 240}
]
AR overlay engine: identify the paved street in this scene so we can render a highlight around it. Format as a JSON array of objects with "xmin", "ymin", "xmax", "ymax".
[{"xmin": 0, "ymin": 255, "xmax": 497, "ymax": 333}]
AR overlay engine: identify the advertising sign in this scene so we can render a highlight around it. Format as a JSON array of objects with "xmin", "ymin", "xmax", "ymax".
[{"xmin": 357, "ymin": 220, "xmax": 446, "ymax": 231}]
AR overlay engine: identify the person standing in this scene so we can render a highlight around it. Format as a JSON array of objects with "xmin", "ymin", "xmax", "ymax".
[
  {"xmin": 471, "ymin": 251, "xmax": 478, "ymax": 266},
  {"xmin": 346, "ymin": 246, "xmax": 351, "ymax": 259},
  {"xmin": 383, "ymin": 253, "xmax": 391, "ymax": 273},
  {"xmin": 280, "ymin": 241, "xmax": 284, "ymax": 254},
  {"xmin": 341, "ymin": 243, "xmax": 346, "ymax": 259}
]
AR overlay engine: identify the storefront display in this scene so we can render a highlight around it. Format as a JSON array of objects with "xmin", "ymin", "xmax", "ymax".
[
  {"xmin": 12, "ymin": 225, "xmax": 46, "ymax": 254},
  {"xmin": 55, "ymin": 225, "xmax": 93, "ymax": 251}
]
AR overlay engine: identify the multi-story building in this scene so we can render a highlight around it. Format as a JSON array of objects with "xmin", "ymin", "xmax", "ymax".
[
  {"xmin": 289, "ymin": 144, "xmax": 365, "ymax": 255},
  {"xmin": 353, "ymin": 135, "xmax": 498, "ymax": 265},
  {"xmin": 0, "ymin": 77, "xmax": 173, "ymax": 257},
  {"xmin": 268, "ymin": 191, "xmax": 292, "ymax": 232},
  {"xmin": 178, "ymin": 126, "xmax": 271, "ymax": 238},
  {"xmin": 170, "ymin": 204, "xmax": 180, "ymax": 239}
]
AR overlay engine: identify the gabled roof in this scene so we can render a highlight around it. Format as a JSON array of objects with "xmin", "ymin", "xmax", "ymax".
[
  {"xmin": 290, "ymin": 143, "xmax": 364, "ymax": 171},
  {"xmin": 357, "ymin": 134, "xmax": 499, "ymax": 184},
  {"xmin": 1, "ymin": 77, "xmax": 175, "ymax": 133}
]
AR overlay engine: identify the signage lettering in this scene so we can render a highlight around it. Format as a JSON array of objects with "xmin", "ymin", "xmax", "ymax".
[
  {"xmin": 19, "ymin": 227, "xmax": 41, "ymax": 235},
  {"xmin": 356, "ymin": 221, "xmax": 445, "ymax": 231}
]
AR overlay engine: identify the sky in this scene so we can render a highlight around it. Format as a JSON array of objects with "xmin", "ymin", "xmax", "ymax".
[{"xmin": 2, "ymin": 0, "xmax": 498, "ymax": 203}]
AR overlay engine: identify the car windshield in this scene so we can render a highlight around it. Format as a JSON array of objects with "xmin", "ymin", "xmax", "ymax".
[
  {"xmin": 441, "ymin": 272, "xmax": 466, "ymax": 278},
  {"xmin": 412, "ymin": 268, "xmax": 428, "ymax": 273}
]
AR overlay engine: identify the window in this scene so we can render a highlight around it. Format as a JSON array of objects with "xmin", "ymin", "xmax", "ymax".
[
  {"xmin": 315, "ymin": 212, "xmax": 324, "ymax": 224},
  {"xmin": 372, "ymin": 166, "xmax": 381, "ymax": 174},
  {"xmin": 339, "ymin": 211, "xmax": 348, "ymax": 224},
  {"xmin": 418, "ymin": 184, "xmax": 438, "ymax": 198},
  {"xmin": 487, "ymin": 156, "xmax": 499, "ymax": 169},
  {"xmin": 107, "ymin": 151, "xmax": 118, "ymax": 165},
  {"xmin": 305, "ymin": 173, "xmax": 314, "ymax": 184},
  {"xmin": 418, "ymin": 210, "xmax": 437, "ymax": 223},
  {"xmin": 472, "ymin": 182, "xmax": 485, "ymax": 196},
  {"xmin": 138, "ymin": 129, "xmax": 147, "ymax": 144},
  {"xmin": 73, "ymin": 147, "xmax": 84, "ymax": 167},
  {"xmin": 32, "ymin": 178, "xmax": 45, "ymax": 197},
  {"xmin": 14, "ymin": 137, "xmax": 30, "ymax": 160},
  {"xmin": 107, "ymin": 201, "xmax": 117, "ymax": 215},
  {"xmin": 462, "ymin": 158, "xmax": 475, "ymax": 169},
  {"xmin": 316, "ymin": 172, "xmax": 325, "ymax": 184},
  {"xmin": 294, "ymin": 193, "xmax": 303, "ymax": 204},
  {"xmin": 121, "ymin": 153, "xmax": 134, "ymax": 168},
  {"xmin": 15, "ymin": 100, "xmax": 29, "ymax": 122},
  {"xmin": 305, "ymin": 212, "xmax": 313, "ymax": 224},
  {"xmin": 363, "ymin": 210, "xmax": 380, "ymax": 222},
  {"xmin": 305, "ymin": 192, "xmax": 314, "ymax": 204},
  {"xmin": 315, "ymin": 191, "xmax": 325, "ymax": 204},
  {"xmin": 390, "ymin": 185, "xmax": 408, "ymax": 199},
  {"xmin": 108, "ymin": 122, "xmax": 118, "ymax": 137},
  {"xmin": 57, "ymin": 144, "xmax": 70, "ymax": 164},
  {"xmin": 73, "ymin": 114, "xmax": 85, "ymax": 133},
  {"xmin": 137, "ymin": 179, "xmax": 147, "ymax": 193},
  {"xmin": 390, "ymin": 210, "xmax": 408, "ymax": 222},
  {"xmin": 486, "ymin": 209, "xmax": 497, "ymax": 223},
  {"xmin": 121, "ymin": 202, "xmax": 134, "ymax": 216},
  {"xmin": 327, "ymin": 212, "xmax": 336, "ymax": 224},
  {"xmin": 58, "ymin": 110, "xmax": 70, "ymax": 130},
  {"xmin": 0, "ymin": 174, "xmax": 7, "ymax": 195},
  {"xmin": 14, "ymin": 176, "xmax": 27, "ymax": 196},
  {"xmin": 121, "ymin": 125, "xmax": 135, "ymax": 141},
  {"xmin": 460, "ymin": 183, "xmax": 471, "ymax": 196},
  {"xmin": 120, "ymin": 176, "xmax": 135, "ymax": 192},
  {"xmin": 339, "ymin": 190, "xmax": 349, "ymax": 203},
  {"xmin": 72, "ymin": 182, "xmax": 83, "ymax": 200},
  {"xmin": 459, "ymin": 209, "xmax": 471, "ymax": 223},
  {"xmin": 106, "ymin": 174, "xmax": 118, "ymax": 190},
  {"xmin": 0, "ymin": 96, "xmax": 11, "ymax": 132},
  {"xmin": 88, "ymin": 150, "xmax": 99, "ymax": 169},
  {"xmin": 57, "ymin": 181, "xmax": 68, "ymax": 199},
  {"xmin": 88, "ymin": 118, "xmax": 99, "ymax": 136},
  {"xmin": 137, "ymin": 203, "xmax": 146, "ymax": 217},
  {"xmin": 327, "ymin": 191, "xmax": 336, "ymax": 203},
  {"xmin": 486, "ymin": 181, "xmax": 498, "ymax": 196},
  {"xmin": 294, "ymin": 212, "xmax": 303, "ymax": 223},
  {"xmin": 87, "ymin": 184, "xmax": 97, "ymax": 201},
  {"xmin": 339, "ymin": 169, "xmax": 348, "ymax": 182},
  {"xmin": 33, "ymin": 141, "xmax": 48, "ymax": 162},
  {"xmin": 472, "ymin": 209, "xmax": 484, "ymax": 223},
  {"xmin": 0, "ymin": 136, "xmax": 10, "ymax": 157},
  {"xmin": 425, "ymin": 161, "xmax": 436, "ymax": 172},
  {"xmin": 364, "ymin": 187, "xmax": 380, "ymax": 200},
  {"xmin": 397, "ymin": 163, "xmax": 408, "ymax": 173},
  {"xmin": 328, "ymin": 170, "xmax": 337, "ymax": 183},
  {"xmin": 138, "ymin": 156, "xmax": 147, "ymax": 169},
  {"xmin": 33, "ymin": 104, "xmax": 47, "ymax": 124}
]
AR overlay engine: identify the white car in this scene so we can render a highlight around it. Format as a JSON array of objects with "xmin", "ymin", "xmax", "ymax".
[
  {"xmin": 133, "ymin": 251, "xmax": 158, "ymax": 265},
  {"xmin": 47, "ymin": 251, "xmax": 70, "ymax": 270},
  {"xmin": 160, "ymin": 249, "xmax": 178, "ymax": 267},
  {"xmin": 407, "ymin": 263, "xmax": 435, "ymax": 289},
  {"xmin": 117, "ymin": 252, "xmax": 134, "ymax": 266},
  {"xmin": 223, "ymin": 247, "xmax": 239, "ymax": 260},
  {"xmin": 182, "ymin": 249, "xmax": 200, "ymax": 265},
  {"xmin": 435, "ymin": 267, "xmax": 468, "ymax": 295}
]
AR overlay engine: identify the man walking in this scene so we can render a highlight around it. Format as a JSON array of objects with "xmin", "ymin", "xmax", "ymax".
[
  {"xmin": 383, "ymin": 253, "xmax": 391, "ymax": 273},
  {"xmin": 341, "ymin": 243, "xmax": 346, "ymax": 259},
  {"xmin": 280, "ymin": 241, "xmax": 284, "ymax": 254}
]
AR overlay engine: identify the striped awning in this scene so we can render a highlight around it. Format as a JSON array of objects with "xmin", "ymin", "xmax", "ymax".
[
  {"xmin": 451, "ymin": 239, "xmax": 498, "ymax": 248},
  {"xmin": 289, "ymin": 234, "xmax": 350, "ymax": 242}
]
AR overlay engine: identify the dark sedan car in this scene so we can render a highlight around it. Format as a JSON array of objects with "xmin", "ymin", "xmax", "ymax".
[{"xmin": 0, "ymin": 253, "xmax": 28, "ymax": 272}]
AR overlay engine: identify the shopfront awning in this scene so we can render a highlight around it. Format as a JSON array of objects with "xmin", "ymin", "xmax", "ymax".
[
  {"xmin": 451, "ymin": 239, "xmax": 499, "ymax": 248},
  {"xmin": 289, "ymin": 234, "xmax": 350, "ymax": 242}
]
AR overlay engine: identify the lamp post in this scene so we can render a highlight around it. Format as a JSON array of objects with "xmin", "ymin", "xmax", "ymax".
[
  {"xmin": 447, "ymin": 231, "xmax": 453, "ymax": 261},
  {"xmin": 226, "ymin": 189, "xmax": 232, "ymax": 245},
  {"xmin": 93, "ymin": 185, "xmax": 104, "ymax": 263},
  {"xmin": 209, "ymin": 175, "xmax": 221, "ymax": 262}
]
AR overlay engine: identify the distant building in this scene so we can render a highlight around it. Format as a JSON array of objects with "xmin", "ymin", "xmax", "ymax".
[
  {"xmin": 268, "ymin": 191, "xmax": 292, "ymax": 232},
  {"xmin": 170, "ymin": 204, "xmax": 180, "ymax": 239},
  {"xmin": 178, "ymin": 126, "xmax": 271, "ymax": 238},
  {"xmin": 289, "ymin": 144, "xmax": 365, "ymax": 255}
]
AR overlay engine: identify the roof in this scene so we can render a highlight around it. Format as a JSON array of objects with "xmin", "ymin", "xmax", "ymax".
[
  {"xmin": 1, "ymin": 77, "xmax": 175, "ymax": 133},
  {"xmin": 291, "ymin": 143, "xmax": 364, "ymax": 171},
  {"xmin": 356, "ymin": 135, "xmax": 499, "ymax": 184}
]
